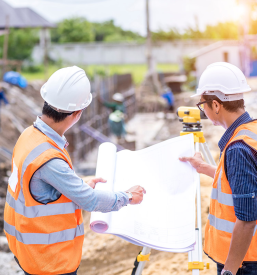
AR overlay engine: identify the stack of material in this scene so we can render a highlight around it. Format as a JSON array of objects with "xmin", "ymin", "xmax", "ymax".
[
  {"xmin": 0, "ymin": 81, "xmax": 44, "ymax": 155},
  {"xmin": 137, "ymin": 74, "xmax": 167, "ymax": 113}
]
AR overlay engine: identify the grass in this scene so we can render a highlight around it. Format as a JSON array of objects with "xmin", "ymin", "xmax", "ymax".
[{"xmin": 21, "ymin": 63, "xmax": 179, "ymax": 84}]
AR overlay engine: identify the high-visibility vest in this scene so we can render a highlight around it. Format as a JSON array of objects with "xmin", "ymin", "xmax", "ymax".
[
  {"xmin": 4, "ymin": 125, "xmax": 84, "ymax": 275},
  {"xmin": 204, "ymin": 120, "xmax": 257, "ymax": 264}
]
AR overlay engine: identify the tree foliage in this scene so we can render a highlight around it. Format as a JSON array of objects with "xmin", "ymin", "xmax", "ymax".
[
  {"xmin": 152, "ymin": 22, "xmax": 240, "ymax": 41},
  {"xmin": 0, "ymin": 28, "xmax": 38, "ymax": 60},
  {"xmin": 51, "ymin": 17, "xmax": 94, "ymax": 43},
  {"xmin": 152, "ymin": 28, "xmax": 181, "ymax": 41},
  {"xmin": 93, "ymin": 20, "xmax": 143, "ymax": 42},
  {"xmin": 51, "ymin": 18, "xmax": 143, "ymax": 43}
]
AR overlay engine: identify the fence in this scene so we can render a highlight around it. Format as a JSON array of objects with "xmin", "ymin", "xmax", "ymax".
[
  {"xmin": 69, "ymin": 74, "xmax": 136, "ymax": 163},
  {"xmin": 32, "ymin": 40, "xmax": 215, "ymax": 65}
]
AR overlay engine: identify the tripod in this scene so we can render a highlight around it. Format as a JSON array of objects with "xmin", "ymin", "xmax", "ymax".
[{"xmin": 132, "ymin": 117, "xmax": 215, "ymax": 275}]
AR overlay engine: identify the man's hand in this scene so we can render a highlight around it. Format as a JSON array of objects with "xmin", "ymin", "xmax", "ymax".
[
  {"xmin": 179, "ymin": 152, "xmax": 217, "ymax": 178},
  {"xmin": 126, "ymin": 185, "xmax": 146, "ymax": 205},
  {"xmin": 179, "ymin": 152, "xmax": 205, "ymax": 172},
  {"xmin": 87, "ymin": 177, "xmax": 106, "ymax": 189}
]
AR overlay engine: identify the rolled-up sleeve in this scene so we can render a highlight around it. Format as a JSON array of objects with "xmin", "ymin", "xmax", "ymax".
[
  {"xmin": 226, "ymin": 141, "xmax": 257, "ymax": 221},
  {"xmin": 38, "ymin": 159, "xmax": 129, "ymax": 212}
]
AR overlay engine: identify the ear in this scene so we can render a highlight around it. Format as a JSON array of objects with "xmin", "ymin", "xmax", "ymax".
[
  {"xmin": 212, "ymin": 100, "xmax": 222, "ymax": 113},
  {"xmin": 72, "ymin": 110, "xmax": 82, "ymax": 117}
]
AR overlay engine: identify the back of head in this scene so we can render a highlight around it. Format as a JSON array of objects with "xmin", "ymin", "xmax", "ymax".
[
  {"xmin": 40, "ymin": 66, "xmax": 92, "ymax": 122},
  {"xmin": 41, "ymin": 66, "xmax": 92, "ymax": 113}
]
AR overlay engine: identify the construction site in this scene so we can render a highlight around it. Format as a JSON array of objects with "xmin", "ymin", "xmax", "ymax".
[
  {"xmin": 0, "ymin": 76, "xmax": 221, "ymax": 275},
  {"xmin": 1, "ymin": 0, "xmax": 257, "ymax": 275}
]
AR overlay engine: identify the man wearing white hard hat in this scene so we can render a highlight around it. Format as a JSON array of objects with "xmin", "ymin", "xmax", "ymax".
[
  {"xmin": 4, "ymin": 66, "xmax": 146, "ymax": 275},
  {"xmin": 180, "ymin": 62, "xmax": 257, "ymax": 275},
  {"xmin": 99, "ymin": 92, "xmax": 127, "ymax": 140}
]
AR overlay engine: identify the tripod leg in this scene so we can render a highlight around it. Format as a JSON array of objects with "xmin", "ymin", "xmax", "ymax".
[
  {"xmin": 134, "ymin": 246, "xmax": 151, "ymax": 275},
  {"xmin": 199, "ymin": 143, "xmax": 211, "ymax": 165},
  {"xmin": 195, "ymin": 143, "xmax": 203, "ymax": 262},
  {"xmin": 188, "ymin": 142, "xmax": 202, "ymax": 275},
  {"xmin": 202, "ymin": 143, "xmax": 216, "ymax": 166}
]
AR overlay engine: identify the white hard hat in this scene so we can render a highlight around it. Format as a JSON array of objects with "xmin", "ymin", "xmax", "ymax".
[
  {"xmin": 192, "ymin": 62, "xmax": 251, "ymax": 101},
  {"xmin": 112, "ymin": 93, "xmax": 124, "ymax": 102},
  {"xmin": 40, "ymin": 66, "xmax": 92, "ymax": 113}
]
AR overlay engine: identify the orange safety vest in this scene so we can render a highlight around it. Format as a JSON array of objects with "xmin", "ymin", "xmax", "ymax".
[
  {"xmin": 4, "ymin": 125, "xmax": 84, "ymax": 275},
  {"xmin": 204, "ymin": 120, "xmax": 257, "ymax": 264}
]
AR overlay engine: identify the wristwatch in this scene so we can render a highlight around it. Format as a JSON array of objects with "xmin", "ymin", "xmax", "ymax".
[
  {"xmin": 221, "ymin": 269, "xmax": 233, "ymax": 275},
  {"xmin": 125, "ymin": 191, "xmax": 133, "ymax": 203}
]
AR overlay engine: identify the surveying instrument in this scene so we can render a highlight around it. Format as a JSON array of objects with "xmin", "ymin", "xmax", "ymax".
[{"xmin": 132, "ymin": 106, "xmax": 216, "ymax": 275}]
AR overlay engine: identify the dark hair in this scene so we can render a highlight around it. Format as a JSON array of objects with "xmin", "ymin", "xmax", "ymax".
[
  {"xmin": 42, "ymin": 102, "xmax": 73, "ymax": 123},
  {"xmin": 202, "ymin": 95, "xmax": 245, "ymax": 113}
]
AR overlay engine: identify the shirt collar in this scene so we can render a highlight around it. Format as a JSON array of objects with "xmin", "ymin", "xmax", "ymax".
[
  {"xmin": 33, "ymin": 116, "xmax": 69, "ymax": 150},
  {"xmin": 218, "ymin": 112, "xmax": 252, "ymax": 152}
]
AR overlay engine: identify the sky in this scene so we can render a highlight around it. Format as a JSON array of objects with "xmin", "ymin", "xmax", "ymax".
[{"xmin": 5, "ymin": 0, "xmax": 239, "ymax": 35}]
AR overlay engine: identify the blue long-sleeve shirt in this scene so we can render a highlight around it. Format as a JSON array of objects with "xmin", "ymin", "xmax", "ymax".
[
  {"xmin": 30, "ymin": 117, "xmax": 129, "ymax": 212},
  {"xmin": 218, "ymin": 112, "xmax": 257, "ymax": 222}
]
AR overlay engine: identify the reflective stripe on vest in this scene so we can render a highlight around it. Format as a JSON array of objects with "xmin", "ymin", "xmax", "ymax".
[
  {"xmin": 234, "ymin": 129, "xmax": 257, "ymax": 141},
  {"xmin": 208, "ymin": 214, "xmax": 257, "ymax": 236},
  {"xmin": 4, "ymin": 221, "xmax": 84, "ymax": 245},
  {"xmin": 210, "ymin": 168, "xmax": 234, "ymax": 206},
  {"xmin": 6, "ymin": 191, "xmax": 79, "ymax": 218}
]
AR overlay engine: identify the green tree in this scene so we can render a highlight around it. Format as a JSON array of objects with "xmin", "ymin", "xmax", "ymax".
[
  {"xmin": 51, "ymin": 17, "xmax": 94, "ymax": 43},
  {"xmin": 92, "ymin": 20, "xmax": 143, "ymax": 42},
  {"xmin": 0, "ymin": 28, "xmax": 38, "ymax": 60},
  {"xmin": 203, "ymin": 22, "xmax": 238, "ymax": 40},
  {"xmin": 151, "ymin": 21, "xmax": 239, "ymax": 41},
  {"xmin": 152, "ymin": 28, "xmax": 181, "ymax": 41},
  {"xmin": 51, "ymin": 18, "xmax": 143, "ymax": 43}
]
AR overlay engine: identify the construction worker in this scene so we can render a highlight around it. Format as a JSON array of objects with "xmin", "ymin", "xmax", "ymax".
[
  {"xmin": 4, "ymin": 66, "xmax": 146, "ymax": 275},
  {"xmin": 99, "ymin": 93, "xmax": 126, "ymax": 141},
  {"xmin": 100, "ymin": 92, "xmax": 126, "ymax": 113},
  {"xmin": 180, "ymin": 62, "xmax": 257, "ymax": 275}
]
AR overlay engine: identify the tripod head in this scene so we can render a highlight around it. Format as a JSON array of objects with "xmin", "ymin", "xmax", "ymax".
[{"xmin": 176, "ymin": 106, "xmax": 208, "ymax": 132}]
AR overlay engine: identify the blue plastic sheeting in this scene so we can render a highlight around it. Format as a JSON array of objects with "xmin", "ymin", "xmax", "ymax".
[
  {"xmin": 3, "ymin": 71, "xmax": 27, "ymax": 88},
  {"xmin": 162, "ymin": 90, "xmax": 174, "ymax": 107}
]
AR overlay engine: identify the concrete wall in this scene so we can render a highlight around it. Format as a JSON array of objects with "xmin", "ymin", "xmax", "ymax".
[
  {"xmin": 32, "ymin": 40, "xmax": 214, "ymax": 65},
  {"xmin": 195, "ymin": 45, "xmax": 242, "ymax": 80}
]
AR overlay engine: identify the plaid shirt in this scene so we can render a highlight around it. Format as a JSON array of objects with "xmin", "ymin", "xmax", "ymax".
[{"xmin": 218, "ymin": 112, "xmax": 257, "ymax": 221}]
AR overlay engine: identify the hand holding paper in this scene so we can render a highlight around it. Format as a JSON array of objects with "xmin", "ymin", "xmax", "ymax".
[{"xmin": 126, "ymin": 185, "xmax": 146, "ymax": 204}]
